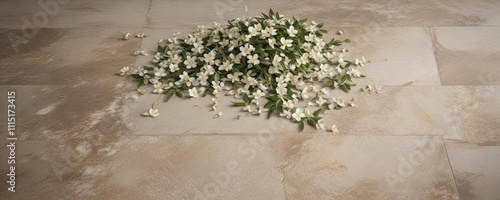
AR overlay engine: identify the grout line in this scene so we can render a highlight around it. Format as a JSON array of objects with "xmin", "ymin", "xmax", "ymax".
[
  {"xmin": 427, "ymin": 26, "xmax": 444, "ymax": 86},
  {"xmin": 144, "ymin": 0, "xmax": 154, "ymax": 28},
  {"xmin": 440, "ymin": 136, "xmax": 461, "ymax": 200}
]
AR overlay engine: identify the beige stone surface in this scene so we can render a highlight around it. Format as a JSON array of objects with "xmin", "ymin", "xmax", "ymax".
[
  {"xmin": 0, "ymin": 0, "xmax": 150, "ymax": 28},
  {"xmin": 444, "ymin": 140, "xmax": 500, "ymax": 200},
  {"xmin": 147, "ymin": 0, "xmax": 500, "ymax": 27},
  {"xmin": 0, "ymin": 0, "xmax": 498, "ymax": 199},
  {"xmin": 433, "ymin": 27, "xmax": 500, "ymax": 85},
  {"xmin": 0, "ymin": 28, "xmax": 142, "ymax": 84},
  {"xmin": 0, "ymin": 135, "xmax": 459, "ymax": 199}
]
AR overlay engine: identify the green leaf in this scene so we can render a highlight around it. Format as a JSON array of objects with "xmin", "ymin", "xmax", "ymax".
[
  {"xmin": 175, "ymin": 90, "xmax": 183, "ymax": 98},
  {"xmin": 267, "ymin": 108, "xmax": 275, "ymax": 119},
  {"xmin": 299, "ymin": 120, "xmax": 305, "ymax": 131},
  {"xmin": 130, "ymin": 74, "xmax": 142, "ymax": 79},
  {"xmin": 231, "ymin": 101, "xmax": 247, "ymax": 107},
  {"xmin": 313, "ymin": 109, "xmax": 323, "ymax": 117},
  {"xmin": 243, "ymin": 94, "xmax": 251, "ymax": 104},
  {"xmin": 164, "ymin": 90, "xmax": 175, "ymax": 102}
]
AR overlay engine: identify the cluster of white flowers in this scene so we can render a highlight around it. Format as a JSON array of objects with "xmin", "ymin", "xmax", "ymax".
[{"xmin": 125, "ymin": 10, "xmax": 370, "ymax": 132}]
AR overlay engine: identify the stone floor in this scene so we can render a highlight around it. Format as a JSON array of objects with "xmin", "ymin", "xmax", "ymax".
[{"xmin": 0, "ymin": 0, "xmax": 499, "ymax": 199}]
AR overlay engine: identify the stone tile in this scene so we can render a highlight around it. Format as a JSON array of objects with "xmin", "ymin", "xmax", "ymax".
[
  {"xmin": 432, "ymin": 27, "xmax": 500, "ymax": 85},
  {"xmin": 281, "ymin": 135, "xmax": 458, "ymax": 199},
  {"xmin": 444, "ymin": 140, "xmax": 500, "ymax": 200},
  {"xmin": 147, "ymin": 0, "xmax": 500, "ymax": 27},
  {"xmin": 0, "ymin": 135, "xmax": 458, "ymax": 199},
  {"xmin": 340, "ymin": 27, "xmax": 440, "ymax": 86},
  {"xmin": 0, "ymin": 136, "xmax": 285, "ymax": 199},
  {"xmin": 0, "ymin": 28, "xmax": 142, "ymax": 84},
  {"xmin": 0, "ymin": 0, "xmax": 150, "ymax": 28},
  {"xmin": 121, "ymin": 85, "xmax": 499, "ymax": 137},
  {"xmin": 0, "ymin": 84, "xmax": 133, "ymax": 140}
]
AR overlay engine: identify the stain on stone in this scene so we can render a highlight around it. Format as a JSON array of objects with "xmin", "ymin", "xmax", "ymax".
[
  {"xmin": 315, "ymin": 160, "xmax": 348, "ymax": 172},
  {"xmin": 423, "ymin": 177, "xmax": 459, "ymax": 200}
]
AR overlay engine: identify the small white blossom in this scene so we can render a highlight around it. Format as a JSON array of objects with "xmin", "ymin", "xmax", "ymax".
[
  {"xmin": 214, "ymin": 112, "xmax": 223, "ymax": 118},
  {"xmin": 133, "ymin": 50, "xmax": 149, "ymax": 56},
  {"xmin": 247, "ymin": 54, "xmax": 260, "ymax": 65},
  {"xmin": 142, "ymin": 108, "xmax": 159, "ymax": 118},
  {"xmin": 189, "ymin": 87, "xmax": 199, "ymax": 98},
  {"xmin": 292, "ymin": 108, "xmax": 305, "ymax": 121},
  {"xmin": 328, "ymin": 124, "xmax": 339, "ymax": 133},
  {"xmin": 287, "ymin": 26, "xmax": 298, "ymax": 37}
]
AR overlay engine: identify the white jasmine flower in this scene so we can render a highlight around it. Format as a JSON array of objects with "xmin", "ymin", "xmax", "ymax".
[
  {"xmin": 204, "ymin": 65, "xmax": 215, "ymax": 75},
  {"xmin": 179, "ymin": 71, "xmax": 195, "ymax": 86},
  {"xmin": 332, "ymin": 97, "xmax": 346, "ymax": 107},
  {"xmin": 219, "ymin": 60, "xmax": 234, "ymax": 71},
  {"xmin": 123, "ymin": 32, "xmax": 131, "ymax": 40},
  {"xmin": 203, "ymin": 51, "xmax": 216, "ymax": 64},
  {"xmin": 189, "ymin": 87, "xmax": 199, "ymax": 98},
  {"xmin": 136, "ymin": 32, "xmax": 148, "ymax": 38},
  {"xmin": 184, "ymin": 56, "xmax": 198, "ymax": 69},
  {"xmin": 197, "ymin": 72, "xmax": 209, "ymax": 85},
  {"xmin": 133, "ymin": 50, "xmax": 149, "ymax": 56},
  {"xmin": 226, "ymin": 90, "xmax": 235, "ymax": 96},
  {"xmin": 346, "ymin": 68, "xmax": 361, "ymax": 77},
  {"xmin": 119, "ymin": 66, "xmax": 131, "ymax": 76},
  {"xmin": 320, "ymin": 88, "xmax": 329, "ymax": 95},
  {"xmin": 283, "ymin": 100, "xmax": 295, "ymax": 109},
  {"xmin": 239, "ymin": 43, "xmax": 254, "ymax": 56},
  {"xmin": 280, "ymin": 109, "xmax": 292, "ymax": 119},
  {"xmin": 268, "ymin": 38, "xmax": 277, "ymax": 48},
  {"xmin": 301, "ymin": 87, "xmax": 309, "ymax": 100},
  {"xmin": 276, "ymin": 83, "xmax": 287, "ymax": 97},
  {"xmin": 328, "ymin": 124, "xmax": 339, "ymax": 133},
  {"xmin": 214, "ymin": 112, "xmax": 223, "ymax": 118},
  {"xmin": 247, "ymin": 54, "xmax": 260, "ymax": 65},
  {"xmin": 292, "ymin": 108, "xmax": 305, "ymax": 121},
  {"xmin": 272, "ymin": 55, "xmax": 282, "ymax": 66},
  {"xmin": 169, "ymin": 63, "xmax": 179, "ymax": 72},
  {"xmin": 253, "ymin": 89, "xmax": 265, "ymax": 99},
  {"xmin": 316, "ymin": 120, "xmax": 325, "ymax": 130},
  {"xmin": 154, "ymin": 68, "xmax": 167, "ymax": 77},
  {"xmin": 355, "ymin": 58, "xmax": 364, "ymax": 67},
  {"xmin": 246, "ymin": 77, "xmax": 258, "ymax": 86},
  {"xmin": 153, "ymin": 82, "xmax": 164, "ymax": 94},
  {"xmin": 227, "ymin": 72, "xmax": 242, "ymax": 83},
  {"xmin": 280, "ymin": 37, "xmax": 293, "ymax": 49},
  {"xmin": 142, "ymin": 108, "xmax": 159, "ymax": 118},
  {"xmin": 347, "ymin": 98, "xmax": 358, "ymax": 107},
  {"xmin": 316, "ymin": 96, "xmax": 327, "ymax": 106},
  {"xmin": 287, "ymin": 26, "xmax": 298, "ymax": 37}
]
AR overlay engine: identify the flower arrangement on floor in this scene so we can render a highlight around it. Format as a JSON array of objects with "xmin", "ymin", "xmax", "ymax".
[{"xmin": 120, "ymin": 9, "xmax": 370, "ymax": 132}]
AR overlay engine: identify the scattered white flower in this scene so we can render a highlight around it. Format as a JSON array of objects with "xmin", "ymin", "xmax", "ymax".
[
  {"xmin": 133, "ymin": 50, "xmax": 149, "ymax": 56},
  {"xmin": 136, "ymin": 32, "xmax": 148, "ymax": 38},
  {"xmin": 328, "ymin": 124, "xmax": 339, "ymax": 133},
  {"xmin": 119, "ymin": 66, "xmax": 132, "ymax": 76},
  {"xmin": 142, "ymin": 105, "xmax": 159, "ymax": 118},
  {"xmin": 189, "ymin": 87, "xmax": 199, "ymax": 98},
  {"xmin": 214, "ymin": 112, "xmax": 223, "ymax": 118},
  {"xmin": 123, "ymin": 32, "xmax": 131, "ymax": 40},
  {"xmin": 347, "ymin": 98, "xmax": 358, "ymax": 107},
  {"xmin": 346, "ymin": 68, "xmax": 361, "ymax": 77}
]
